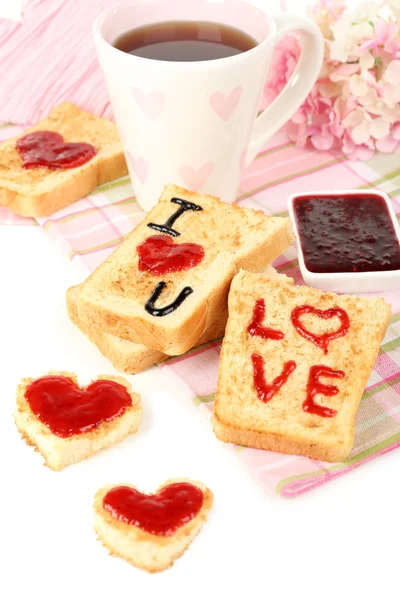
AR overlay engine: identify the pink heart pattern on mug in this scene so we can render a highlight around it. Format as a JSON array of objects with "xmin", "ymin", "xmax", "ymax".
[
  {"xmin": 126, "ymin": 151, "xmax": 149, "ymax": 184},
  {"xmin": 209, "ymin": 86, "xmax": 243, "ymax": 121},
  {"xmin": 179, "ymin": 162, "xmax": 214, "ymax": 191},
  {"xmin": 131, "ymin": 88, "xmax": 165, "ymax": 121}
]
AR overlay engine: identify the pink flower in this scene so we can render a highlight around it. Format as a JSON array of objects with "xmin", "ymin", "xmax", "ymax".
[
  {"xmin": 307, "ymin": 0, "xmax": 347, "ymax": 39},
  {"xmin": 392, "ymin": 123, "xmax": 400, "ymax": 139},
  {"xmin": 262, "ymin": 0, "xmax": 400, "ymax": 161},
  {"xmin": 342, "ymin": 133, "xmax": 375, "ymax": 160},
  {"xmin": 287, "ymin": 121, "xmax": 310, "ymax": 147},
  {"xmin": 261, "ymin": 34, "xmax": 301, "ymax": 110},
  {"xmin": 376, "ymin": 20, "xmax": 400, "ymax": 56},
  {"xmin": 310, "ymin": 127, "xmax": 335, "ymax": 150},
  {"xmin": 375, "ymin": 135, "xmax": 399, "ymax": 152},
  {"xmin": 330, "ymin": 62, "xmax": 360, "ymax": 81},
  {"xmin": 360, "ymin": 20, "xmax": 400, "ymax": 58}
]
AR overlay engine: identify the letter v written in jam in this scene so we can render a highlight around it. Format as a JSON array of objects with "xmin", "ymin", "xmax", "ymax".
[{"xmin": 251, "ymin": 354, "xmax": 297, "ymax": 403}]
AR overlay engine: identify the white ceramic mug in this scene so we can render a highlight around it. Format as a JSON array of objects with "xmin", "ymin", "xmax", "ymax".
[{"xmin": 93, "ymin": 0, "xmax": 324, "ymax": 211}]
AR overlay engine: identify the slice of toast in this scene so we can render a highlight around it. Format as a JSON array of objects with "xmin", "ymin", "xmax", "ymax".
[
  {"xmin": 93, "ymin": 479, "xmax": 213, "ymax": 573},
  {"xmin": 67, "ymin": 285, "xmax": 165, "ymax": 373},
  {"xmin": 67, "ymin": 284, "xmax": 228, "ymax": 372},
  {"xmin": 0, "ymin": 103, "xmax": 127, "ymax": 217},
  {"xmin": 77, "ymin": 183, "xmax": 293, "ymax": 355},
  {"xmin": 213, "ymin": 270, "xmax": 391, "ymax": 463},
  {"xmin": 14, "ymin": 371, "xmax": 141, "ymax": 470}
]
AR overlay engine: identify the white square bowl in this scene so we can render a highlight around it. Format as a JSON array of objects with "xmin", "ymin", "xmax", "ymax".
[{"xmin": 288, "ymin": 189, "xmax": 400, "ymax": 293}]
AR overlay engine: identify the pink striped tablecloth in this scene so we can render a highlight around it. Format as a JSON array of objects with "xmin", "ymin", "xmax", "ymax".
[
  {"xmin": 8, "ymin": 128, "xmax": 396, "ymax": 497},
  {"xmin": 0, "ymin": 0, "xmax": 115, "ymax": 126}
]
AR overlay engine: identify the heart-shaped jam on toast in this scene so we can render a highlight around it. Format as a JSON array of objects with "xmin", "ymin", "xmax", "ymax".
[
  {"xmin": 291, "ymin": 305, "xmax": 350, "ymax": 354},
  {"xmin": 103, "ymin": 482, "xmax": 204, "ymax": 536},
  {"xmin": 137, "ymin": 234, "xmax": 204, "ymax": 275},
  {"xmin": 94, "ymin": 479, "xmax": 213, "ymax": 572},
  {"xmin": 16, "ymin": 131, "xmax": 97, "ymax": 169},
  {"xmin": 24, "ymin": 375, "xmax": 133, "ymax": 437},
  {"xmin": 15, "ymin": 372, "xmax": 141, "ymax": 470}
]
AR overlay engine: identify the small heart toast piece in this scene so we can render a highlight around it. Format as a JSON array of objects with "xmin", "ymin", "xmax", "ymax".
[
  {"xmin": 213, "ymin": 269, "xmax": 390, "ymax": 462},
  {"xmin": 14, "ymin": 371, "xmax": 141, "ymax": 470},
  {"xmin": 94, "ymin": 479, "xmax": 213, "ymax": 573}
]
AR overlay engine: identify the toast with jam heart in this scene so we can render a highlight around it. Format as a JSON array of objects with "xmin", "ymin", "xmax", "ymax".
[
  {"xmin": 77, "ymin": 183, "xmax": 293, "ymax": 355},
  {"xmin": 14, "ymin": 371, "xmax": 141, "ymax": 470},
  {"xmin": 213, "ymin": 269, "xmax": 391, "ymax": 462},
  {"xmin": 93, "ymin": 478, "xmax": 213, "ymax": 573},
  {"xmin": 67, "ymin": 283, "xmax": 227, "ymax": 373},
  {"xmin": 0, "ymin": 102, "xmax": 127, "ymax": 217}
]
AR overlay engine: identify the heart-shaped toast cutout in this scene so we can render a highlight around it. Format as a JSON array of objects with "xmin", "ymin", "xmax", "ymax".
[
  {"xmin": 137, "ymin": 235, "xmax": 204, "ymax": 275},
  {"xmin": 103, "ymin": 482, "xmax": 204, "ymax": 536},
  {"xmin": 291, "ymin": 305, "xmax": 350, "ymax": 354},
  {"xmin": 16, "ymin": 131, "xmax": 97, "ymax": 169},
  {"xmin": 25, "ymin": 375, "xmax": 132, "ymax": 437}
]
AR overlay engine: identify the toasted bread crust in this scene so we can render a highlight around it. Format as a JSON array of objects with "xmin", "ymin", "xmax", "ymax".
[
  {"xmin": 67, "ymin": 284, "xmax": 228, "ymax": 372},
  {"xmin": 213, "ymin": 270, "xmax": 391, "ymax": 463},
  {"xmin": 14, "ymin": 371, "xmax": 141, "ymax": 470},
  {"xmin": 0, "ymin": 103, "xmax": 128, "ymax": 217},
  {"xmin": 67, "ymin": 285, "xmax": 166, "ymax": 372},
  {"xmin": 212, "ymin": 413, "xmax": 353, "ymax": 462},
  {"xmin": 93, "ymin": 479, "xmax": 213, "ymax": 573},
  {"xmin": 78, "ymin": 184, "xmax": 293, "ymax": 355},
  {"xmin": 79, "ymin": 270, "xmax": 227, "ymax": 356}
]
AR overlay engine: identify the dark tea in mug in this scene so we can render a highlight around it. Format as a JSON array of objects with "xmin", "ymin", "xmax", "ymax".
[{"xmin": 113, "ymin": 20, "xmax": 257, "ymax": 61}]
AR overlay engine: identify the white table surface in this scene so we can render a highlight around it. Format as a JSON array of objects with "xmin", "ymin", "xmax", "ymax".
[{"xmin": 2, "ymin": 225, "xmax": 399, "ymax": 599}]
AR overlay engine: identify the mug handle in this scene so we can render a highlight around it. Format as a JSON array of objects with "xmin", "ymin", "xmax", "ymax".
[{"xmin": 246, "ymin": 13, "xmax": 324, "ymax": 166}]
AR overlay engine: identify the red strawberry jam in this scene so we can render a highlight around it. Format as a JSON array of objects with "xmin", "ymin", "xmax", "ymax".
[
  {"xmin": 247, "ymin": 298, "xmax": 284, "ymax": 340},
  {"xmin": 24, "ymin": 375, "xmax": 132, "ymax": 437},
  {"xmin": 103, "ymin": 482, "xmax": 204, "ymax": 536},
  {"xmin": 251, "ymin": 354, "xmax": 297, "ymax": 403},
  {"xmin": 16, "ymin": 131, "xmax": 97, "ymax": 169},
  {"xmin": 137, "ymin": 235, "xmax": 204, "ymax": 275},
  {"xmin": 293, "ymin": 193, "xmax": 400, "ymax": 273},
  {"xmin": 291, "ymin": 305, "xmax": 350, "ymax": 354},
  {"xmin": 303, "ymin": 364, "xmax": 345, "ymax": 418}
]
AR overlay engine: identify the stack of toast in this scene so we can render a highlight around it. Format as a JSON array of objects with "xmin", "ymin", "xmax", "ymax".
[{"xmin": 68, "ymin": 182, "xmax": 293, "ymax": 366}]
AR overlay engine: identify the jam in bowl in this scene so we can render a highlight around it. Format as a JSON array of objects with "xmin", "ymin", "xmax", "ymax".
[{"xmin": 288, "ymin": 190, "xmax": 400, "ymax": 293}]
